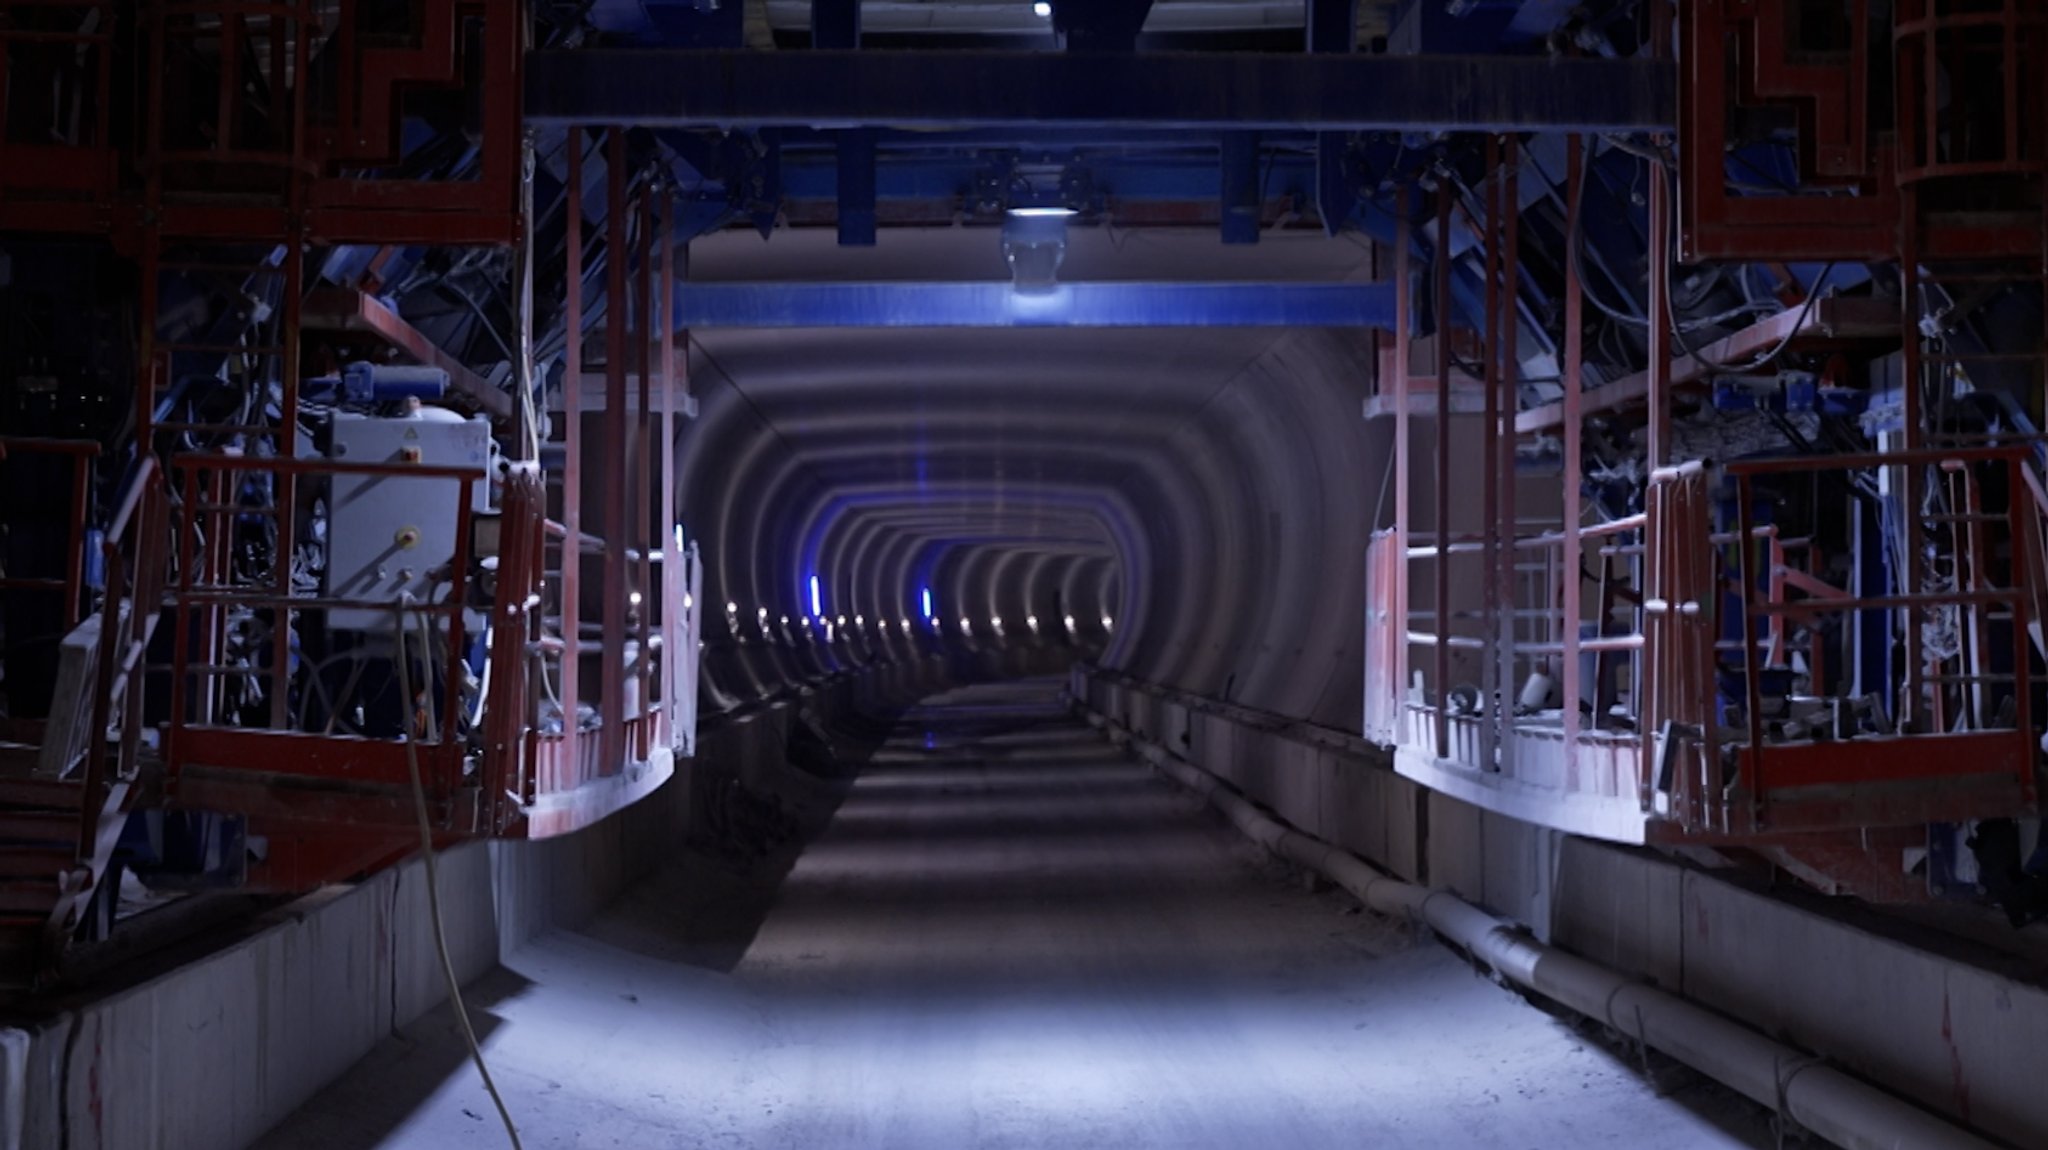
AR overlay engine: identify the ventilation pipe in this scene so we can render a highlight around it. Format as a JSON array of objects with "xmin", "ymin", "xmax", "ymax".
[{"xmin": 1078, "ymin": 705, "xmax": 2002, "ymax": 1150}]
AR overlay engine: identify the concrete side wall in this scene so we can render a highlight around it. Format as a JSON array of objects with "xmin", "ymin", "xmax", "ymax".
[
  {"xmin": 0, "ymin": 656, "xmax": 951, "ymax": 1150},
  {"xmin": 1074, "ymin": 667, "xmax": 2048, "ymax": 1149}
]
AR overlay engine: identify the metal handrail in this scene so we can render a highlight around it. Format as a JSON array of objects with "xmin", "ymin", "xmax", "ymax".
[{"xmin": 162, "ymin": 453, "xmax": 481, "ymax": 793}]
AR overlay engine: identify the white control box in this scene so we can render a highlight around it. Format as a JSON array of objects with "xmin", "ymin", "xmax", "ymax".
[{"xmin": 325, "ymin": 413, "xmax": 490, "ymax": 631}]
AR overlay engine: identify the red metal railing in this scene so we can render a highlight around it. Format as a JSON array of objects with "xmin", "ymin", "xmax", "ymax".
[
  {"xmin": 1718, "ymin": 448, "xmax": 2039, "ymax": 831},
  {"xmin": 480, "ymin": 457, "xmax": 702, "ymax": 838},
  {"xmin": 1639, "ymin": 463, "xmax": 1719, "ymax": 828},
  {"xmin": 76, "ymin": 455, "xmax": 166, "ymax": 847},
  {"xmin": 0, "ymin": 0, "xmax": 520, "ymax": 244},
  {"xmin": 161, "ymin": 452, "xmax": 481, "ymax": 801},
  {"xmin": 1368, "ymin": 446, "xmax": 2043, "ymax": 837},
  {"xmin": 0, "ymin": 2, "xmax": 118, "ymax": 202}
]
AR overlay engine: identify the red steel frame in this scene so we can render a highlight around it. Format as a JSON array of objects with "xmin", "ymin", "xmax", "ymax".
[
  {"xmin": 1679, "ymin": 0, "xmax": 2045, "ymax": 263},
  {"xmin": 0, "ymin": 0, "xmax": 523, "ymax": 246},
  {"xmin": 501, "ymin": 124, "xmax": 698, "ymax": 840},
  {"xmin": 1378, "ymin": 27, "xmax": 2044, "ymax": 837},
  {"xmin": 0, "ymin": 1, "xmax": 708, "ymax": 970}
]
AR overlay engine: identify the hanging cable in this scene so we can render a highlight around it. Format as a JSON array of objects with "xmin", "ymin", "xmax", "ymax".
[
  {"xmin": 394, "ymin": 596, "xmax": 523, "ymax": 1150},
  {"xmin": 1657, "ymin": 163, "xmax": 1835, "ymax": 374}
]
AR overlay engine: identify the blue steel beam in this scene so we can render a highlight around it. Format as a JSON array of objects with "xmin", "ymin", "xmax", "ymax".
[
  {"xmin": 836, "ymin": 130, "xmax": 878, "ymax": 246},
  {"xmin": 673, "ymin": 282, "xmax": 1395, "ymax": 328},
  {"xmin": 1220, "ymin": 132, "xmax": 1261, "ymax": 245},
  {"xmin": 525, "ymin": 51, "xmax": 1673, "ymax": 132}
]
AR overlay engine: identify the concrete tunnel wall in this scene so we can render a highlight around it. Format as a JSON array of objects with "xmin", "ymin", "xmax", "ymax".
[
  {"xmin": 674, "ymin": 319, "xmax": 1386, "ymax": 728},
  {"xmin": 0, "ymin": 659, "xmax": 954, "ymax": 1150},
  {"xmin": 1072, "ymin": 667, "xmax": 2048, "ymax": 1149}
]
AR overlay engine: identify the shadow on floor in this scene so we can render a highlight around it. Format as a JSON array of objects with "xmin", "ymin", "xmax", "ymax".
[
  {"xmin": 247, "ymin": 967, "xmax": 535, "ymax": 1150},
  {"xmin": 567, "ymin": 688, "xmax": 995, "ymax": 972}
]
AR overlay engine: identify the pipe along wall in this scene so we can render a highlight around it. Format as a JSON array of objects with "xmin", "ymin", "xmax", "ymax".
[{"xmin": 1069, "ymin": 665, "xmax": 2048, "ymax": 1150}]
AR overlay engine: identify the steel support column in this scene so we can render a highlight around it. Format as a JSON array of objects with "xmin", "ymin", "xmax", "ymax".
[
  {"xmin": 1480, "ymin": 137, "xmax": 1502, "ymax": 770},
  {"xmin": 836, "ymin": 129, "xmax": 878, "ymax": 247},
  {"xmin": 1560, "ymin": 136, "xmax": 1584, "ymax": 783},
  {"xmin": 1221, "ymin": 131, "xmax": 1262, "ymax": 245},
  {"xmin": 660, "ymin": 189, "xmax": 680, "ymax": 740},
  {"xmin": 601, "ymin": 127, "xmax": 630, "ymax": 779},
  {"xmin": 1495, "ymin": 142, "xmax": 1520, "ymax": 776},
  {"xmin": 1393, "ymin": 184, "xmax": 1411, "ymax": 752},
  {"xmin": 560, "ymin": 131, "xmax": 585, "ymax": 784},
  {"xmin": 1434, "ymin": 182, "xmax": 1453, "ymax": 760},
  {"xmin": 634, "ymin": 181, "xmax": 656, "ymax": 761}
]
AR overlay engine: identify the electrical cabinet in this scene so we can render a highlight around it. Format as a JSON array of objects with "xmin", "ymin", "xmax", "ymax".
[{"xmin": 325, "ymin": 413, "xmax": 490, "ymax": 631}]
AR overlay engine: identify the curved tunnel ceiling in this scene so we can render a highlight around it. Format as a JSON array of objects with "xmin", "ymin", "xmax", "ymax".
[{"xmin": 677, "ymin": 224, "xmax": 1385, "ymax": 730}]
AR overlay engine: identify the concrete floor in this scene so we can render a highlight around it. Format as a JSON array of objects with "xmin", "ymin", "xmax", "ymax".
[{"xmin": 256, "ymin": 681, "xmax": 1772, "ymax": 1150}]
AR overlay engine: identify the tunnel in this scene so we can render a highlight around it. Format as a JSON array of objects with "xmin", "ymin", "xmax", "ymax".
[{"xmin": 2, "ymin": 3, "xmax": 2047, "ymax": 1150}]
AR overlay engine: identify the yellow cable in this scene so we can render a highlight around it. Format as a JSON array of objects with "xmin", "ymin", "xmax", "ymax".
[{"xmin": 395, "ymin": 598, "xmax": 523, "ymax": 1150}]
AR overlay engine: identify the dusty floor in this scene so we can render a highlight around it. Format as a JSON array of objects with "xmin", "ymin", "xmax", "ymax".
[{"xmin": 256, "ymin": 681, "xmax": 1772, "ymax": 1150}]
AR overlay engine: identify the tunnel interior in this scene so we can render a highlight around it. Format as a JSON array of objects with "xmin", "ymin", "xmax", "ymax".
[
  {"xmin": 681, "ymin": 227, "xmax": 1383, "ymax": 729},
  {"xmin": 0, "ymin": 2, "xmax": 2045, "ymax": 1149}
]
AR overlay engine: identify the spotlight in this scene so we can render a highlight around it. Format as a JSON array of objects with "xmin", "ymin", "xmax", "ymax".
[{"xmin": 1001, "ymin": 206, "xmax": 1073, "ymax": 293}]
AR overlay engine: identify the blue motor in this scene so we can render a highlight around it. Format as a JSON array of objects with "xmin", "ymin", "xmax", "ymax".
[{"xmin": 307, "ymin": 361, "xmax": 450, "ymax": 405}]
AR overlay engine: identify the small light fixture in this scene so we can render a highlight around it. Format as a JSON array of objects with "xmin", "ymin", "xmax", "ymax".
[
  {"xmin": 726, "ymin": 601, "xmax": 737, "ymax": 614},
  {"xmin": 629, "ymin": 591, "xmax": 643, "ymax": 607},
  {"xmin": 1002, "ymin": 207, "xmax": 1073, "ymax": 293},
  {"xmin": 1063, "ymin": 614, "xmax": 1076, "ymax": 629},
  {"xmin": 1032, "ymin": 1, "xmax": 1051, "ymax": 17},
  {"xmin": 1101, "ymin": 615, "xmax": 1113, "ymax": 629}
]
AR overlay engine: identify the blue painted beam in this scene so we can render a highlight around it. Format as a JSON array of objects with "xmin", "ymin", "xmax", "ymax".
[
  {"xmin": 673, "ymin": 282, "xmax": 1396, "ymax": 328},
  {"xmin": 836, "ymin": 130, "xmax": 877, "ymax": 246},
  {"xmin": 527, "ymin": 50, "xmax": 1673, "ymax": 132},
  {"xmin": 1220, "ymin": 132, "xmax": 1261, "ymax": 245}
]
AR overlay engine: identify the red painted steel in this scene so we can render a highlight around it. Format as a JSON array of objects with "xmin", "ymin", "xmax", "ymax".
[
  {"xmin": 0, "ymin": 0, "xmax": 522, "ymax": 245},
  {"xmin": 1679, "ymin": 0, "xmax": 2044, "ymax": 262}
]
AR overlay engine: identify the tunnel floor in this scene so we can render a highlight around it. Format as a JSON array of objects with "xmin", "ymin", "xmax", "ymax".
[{"xmin": 257, "ymin": 680, "xmax": 1771, "ymax": 1150}]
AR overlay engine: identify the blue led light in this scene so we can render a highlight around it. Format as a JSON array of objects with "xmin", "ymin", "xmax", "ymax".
[
  {"xmin": 809, "ymin": 575, "xmax": 823, "ymax": 617},
  {"xmin": 920, "ymin": 587, "xmax": 933, "ymax": 618}
]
